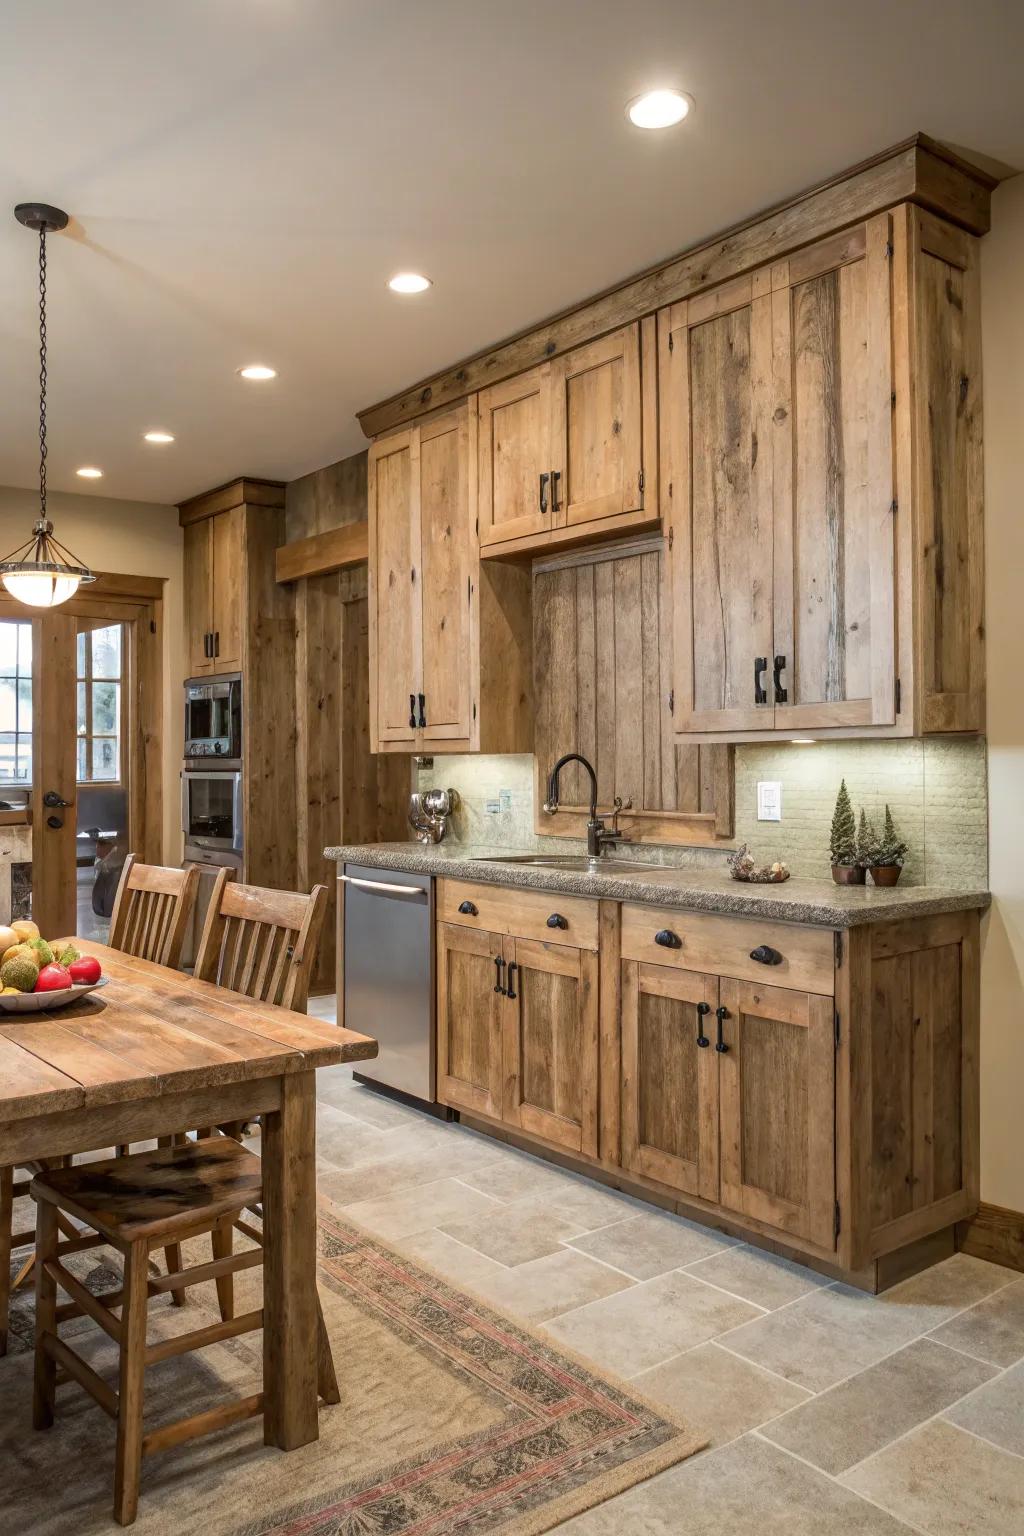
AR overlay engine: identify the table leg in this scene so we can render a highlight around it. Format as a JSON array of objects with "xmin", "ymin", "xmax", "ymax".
[{"xmin": 262, "ymin": 1070, "xmax": 319, "ymax": 1449}]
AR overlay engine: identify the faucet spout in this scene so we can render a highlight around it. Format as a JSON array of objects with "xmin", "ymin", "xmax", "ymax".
[{"xmin": 544, "ymin": 753, "xmax": 598, "ymax": 820}]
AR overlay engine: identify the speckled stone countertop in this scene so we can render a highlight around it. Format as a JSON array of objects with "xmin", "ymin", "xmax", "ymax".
[{"xmin": 327, "ymin": 844, "xmax": 990, "ymax": 929}]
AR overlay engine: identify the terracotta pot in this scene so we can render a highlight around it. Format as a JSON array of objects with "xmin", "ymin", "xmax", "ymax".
[
  {"xmin": 831, "ymin": 863, "xmax": 866, "ymax": 885},
  {"xmin": 869, "ymin": 864, "xmax": 902, "ymax": 886}
]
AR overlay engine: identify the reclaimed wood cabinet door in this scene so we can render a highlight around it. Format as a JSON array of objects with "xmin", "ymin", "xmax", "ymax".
[
  {"xmin": 718, "ymin": 977, "xmax": 836, "ymax": 1250},
  {"xmin": 419, "ymin": 405, "xmax": 475, "ymax": 746},
  {"xmin": 550, "ymin": 324, "xmax": 644, "ymax": 530},
  {"xmin": 620, "ymin": 962, "xmax": 719, "ymax": 1201},
  {"xmin": 771, "ymin": 215, "xmax": 897, "ymax": 730},
  {"xmin": 501, "ymin": 935, "xmax": 599, "ymax": 1157},
  {"xmin": 368, "ymin": 428, "xmax": 421, "ymax": 746},
  {"xmin": 436, "ymin": 921, "xmax": 504, "ymax": 1119},
  {"xmin": 478, "ymin": 364, "xmax": 554, "ymax": 548},
  {"xmin": 210, "ymin": 507, "xmax": 245, "ymax": 673},
  {"xmin": 184, "ymin": 519, "xmax": 214, "ymax": 677},
  {"xmin": 660, "ymin": 277, "xmax": 776, "ymax": 732}
]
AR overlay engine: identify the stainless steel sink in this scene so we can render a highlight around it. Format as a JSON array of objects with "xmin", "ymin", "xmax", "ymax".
[{"xmin": 473, "ymin": 854, "xmax": 663, "ymax": 875}]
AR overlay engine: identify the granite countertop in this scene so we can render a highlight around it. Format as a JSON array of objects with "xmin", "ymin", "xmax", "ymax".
[{"xmin": 326, "ymin": 843, "xmax": 991, "ymax": 929}]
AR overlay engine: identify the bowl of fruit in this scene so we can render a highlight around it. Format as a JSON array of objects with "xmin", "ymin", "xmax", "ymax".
[{"xmin": 0, "ymin": 921, "xmax": 107, "ymax": 1013}]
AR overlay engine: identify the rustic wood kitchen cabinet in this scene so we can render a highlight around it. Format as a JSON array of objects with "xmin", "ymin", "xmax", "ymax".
[
  {"xmin": 433, "ymin": 876, "xmax": 982, "ymax": 1290},
  {"xmin": 368, "ymin": 401, "xmax": 532, "ymax": 754},
  {"xmin": 183, "ymin": 506, "xmax": 245, "ymax": 676}
]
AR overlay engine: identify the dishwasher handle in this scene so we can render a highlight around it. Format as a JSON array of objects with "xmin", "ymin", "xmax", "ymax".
[{"xmin": 339, "ymin": 874, "xmax": 429, "ymax": 903}]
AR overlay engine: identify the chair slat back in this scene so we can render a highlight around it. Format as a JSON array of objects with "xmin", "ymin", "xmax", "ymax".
[
  {"xmin": 108, "ymin": 856, "xmax": 200, "ymax": 970},
  {"xmin": 192, "ymin": 874, "xmax": 327, "ymax": 1012}
]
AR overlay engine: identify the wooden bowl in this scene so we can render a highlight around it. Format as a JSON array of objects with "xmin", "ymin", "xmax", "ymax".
[{"xmin": 0, "ymin": 976, "xmax": 109, "ymax": 1014}]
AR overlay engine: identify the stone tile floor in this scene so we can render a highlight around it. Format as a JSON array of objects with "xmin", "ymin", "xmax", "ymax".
[{"xmin": 309, "ymin": 1020, "xmax": 1024, "ymax": 1536}]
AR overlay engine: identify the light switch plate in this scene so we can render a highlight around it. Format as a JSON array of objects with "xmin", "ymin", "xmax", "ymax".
[{"xmin": 757, "ymin": 781, "xmax": 782, "ymax": 822}]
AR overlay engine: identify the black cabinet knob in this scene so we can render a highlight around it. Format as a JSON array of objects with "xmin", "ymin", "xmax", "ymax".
[
  {"xmin": 458, "ymin": 900, "xmax": 478, "ymax": 916},
  {"xmin": 696, "ymin": 1000, "xmax": 711, "ymax": 1048},
  {"xmin": 654, "ymin": 929, "xmax": 682, "ymax": 949},
  {"xmin": 546, "ymin": 913, "xmax": 568, "ymax": 930},
  {"xmin": 750, "ymin": 944, "xmax": 783, "ymax": 966}
]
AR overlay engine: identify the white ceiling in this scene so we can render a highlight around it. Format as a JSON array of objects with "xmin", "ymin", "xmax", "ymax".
[{"xmin": 1, "ymin": 0, "xmax": 1022, "ymax": 507}]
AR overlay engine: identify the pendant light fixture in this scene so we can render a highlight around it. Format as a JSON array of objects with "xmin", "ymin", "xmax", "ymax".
[{"xmin": 0, "ymin": 203, "xmax": 95, "ymax": 608}]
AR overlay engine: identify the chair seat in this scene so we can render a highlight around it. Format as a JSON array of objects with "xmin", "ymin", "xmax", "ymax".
[{"xmin": 30, "ymin": 1138, "xmax": 262, "ymax": 1246}]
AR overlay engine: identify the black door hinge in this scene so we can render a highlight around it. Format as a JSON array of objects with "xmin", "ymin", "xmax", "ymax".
[
  {"xmin": 885, "ymin": 240, "xmax": 894, "ymax": 258},
  {"xmin": 149, "ymin": 620, "xmax": 157, "ymax": 634},
  {"xmin": 668, "ymin": 689, "xmax": 675, "ymax": 715},
  {"xmin": 834, "ymin": 1201, "xmax": 842, "ymax": 1240},
  {"xmin": 667, "ymin": 525, "xmax": 674, "ymax": 551},
  {"xmin": 890, "ymin": 498, "xmax": 899, "ymax": 514},
  {"xmin": 834, "ymin": 930, "xmax": 843, "ymax": 968},
  {"xmin": 668, "ymin": 332, "xmax": 674, "ymax": 353},
  {"xmin": 834, "ymin": 1010, "xmax": 841, "ymax": 1049},
  {"xmin": 895, "ymin": 677, "xmax": 902, "ymax": 714},
  {"xmin": 638, "ymin": 470, "xmax": 645, "ymax": 495}
]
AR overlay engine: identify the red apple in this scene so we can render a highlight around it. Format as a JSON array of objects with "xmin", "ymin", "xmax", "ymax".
[
  {"xmin": 69, "ymin": 955, "xmax": 102, "ymax": 985},
  {"xmin": 34, "ymin": 963, "xmax": 72, "ymax": 993}
]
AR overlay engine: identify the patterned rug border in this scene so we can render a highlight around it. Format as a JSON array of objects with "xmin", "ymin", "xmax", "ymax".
[{"xmin": 243, "ymin": 1200, "xmax": 707, "ymax": 1536}]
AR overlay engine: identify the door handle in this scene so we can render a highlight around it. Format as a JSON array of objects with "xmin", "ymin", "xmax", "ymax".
[
  {"xmin": 458, "ymin": 899, "xmax": 478, "ymax": 916},
  {"xmin": 696, "ymin": 1000, "xmax": 711, "ymax": 1048},
  {"xmin": 750, "ymin": 944, "xmax": 783, "ymax": 966},
  {"xmin": 539, "ymin": 472, "xmax": 549, "ymax": 513},
  {"xmin": 204, "ymin": 633, "xmax": 211, "ymax": 658},
  {"xmin": 546, "ymin": 913, "xmax": 568, "ymax": 930},
  {"xmin": 493, "ymin": 955, "xmax": 506, "ymax": 996},
  {"xmin": 550, "ymin": 469, "xmax": 561, "ymax": 514},
  {"xmin": 506, "ymin": 961, "xmax": 518, "ymax": 1001},
  {"xmin": 43, "ymin": 790, "xmax": 72, "ymax": 808},
  {"xmin": 715, "ymin": 1005, "xmax": 730, "ymax": 1053},
  {"xmin": 417, "ymin": 693, "xmax": 426, "ymax": 729},
  {"xmin": 409, "ymin": 693, "xmax": 417, "ymax": 729},
  {"xmin": 654, "ymin": 929, "xmax": 681, "ymax": 949},
  {"xmin": 773, "ymin": 654, "xmax": 788, "ymax": 704},
  {"xmin": 754, "ymin": 656, "xmax": 768, "ymax": 705},
  {"xmin": 213, "ymin": 631, "xmax": 219, "ymax": 658}
]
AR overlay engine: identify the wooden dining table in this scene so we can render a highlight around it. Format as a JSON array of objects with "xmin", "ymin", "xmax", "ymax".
[{"xmin": 0, "ymin": 940, "xmax": 377, "ymax": 1450}]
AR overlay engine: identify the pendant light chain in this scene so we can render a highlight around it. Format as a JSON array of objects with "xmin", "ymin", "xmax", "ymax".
[{"xmin": 38, "ymin": 224, "xmax": 48, "ymax": 518}]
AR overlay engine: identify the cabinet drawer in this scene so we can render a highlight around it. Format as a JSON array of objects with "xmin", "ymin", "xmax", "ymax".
[
  {"xmin": 438, "ymin": 879, "xmax": 599, "ymax": 950},
  {"xmin": 621, "ymin": 905, "xmax": 834, "ymax": 996}
]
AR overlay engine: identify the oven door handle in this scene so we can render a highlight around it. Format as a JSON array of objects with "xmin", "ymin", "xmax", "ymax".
[
  {"xmin": 339, "ymin": 874, "xmax": 429, "ymax": 903},
  {"xmin": 232, "ymin": 773, "xmax": 243, "ymax": 853}
]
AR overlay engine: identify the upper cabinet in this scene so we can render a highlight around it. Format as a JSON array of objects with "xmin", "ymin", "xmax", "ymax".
[
  {"xmin": 368, "ymin": 401, "xmax": 533, "ymax": 755},
  {"xmin": 478, "ymin": 321, "xmax": 658, "ymax": 558},
  {"xmin": 661, "ymin": 208, "xmax": 984, "ymax": 740},
  {"xmin": 184, "ymin": 507, "xmax": 245, "ymax": 677}
]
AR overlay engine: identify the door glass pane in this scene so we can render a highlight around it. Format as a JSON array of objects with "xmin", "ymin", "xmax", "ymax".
[
  {"xmin": 91, "ymin": 738, "xmax": 118, "ymax": 781},
  {"xmin": 92, "ymin": 625, "xmax": 121, "ymax": 679},
  {"xmin": 0, "ymin": 679, "xmax": 15, "ymax": 732},
  {"xmin": 92, "ymin": 681, "xmax": 119, "ymax": 734},
  {"xmin": 77, "ymin": 681, "xmax": 87, "ymax": 734},
  {"xmin": 0, "ymin": 620, "xmax": 32, "ymax": 792},
  {"xmin": 0, "ymin": 625, "xmax": 17, "ymax": 670}
]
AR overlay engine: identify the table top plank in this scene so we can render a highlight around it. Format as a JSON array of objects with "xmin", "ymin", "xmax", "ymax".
[
  {"xmin": 0, "ymin": 1021, "xmax": 156, "ymax": 1107},
  {"xmin": 0, "ymin": 1033, "xmax": 84, "ymax": 1119}
]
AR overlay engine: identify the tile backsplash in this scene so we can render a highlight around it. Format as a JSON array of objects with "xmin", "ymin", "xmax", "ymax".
[{"xmin": 415, "ymin": 738, "xmax": 989, "ymax": 888}]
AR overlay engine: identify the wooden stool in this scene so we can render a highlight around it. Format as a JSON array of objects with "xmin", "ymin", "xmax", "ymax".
[{"xmin": 31, "ymin": 1139, "xmax": 269, "ymax": 1527}]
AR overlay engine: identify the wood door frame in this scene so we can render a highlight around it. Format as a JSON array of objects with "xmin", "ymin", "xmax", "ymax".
[{"xmin": 0, "ymin": 574, "xmax": 164, "ymax": 934}]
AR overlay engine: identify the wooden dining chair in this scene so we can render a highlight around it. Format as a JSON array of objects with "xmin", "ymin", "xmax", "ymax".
[
  {"xmin": 192, "ymin": 872, "xmax": 328, "ymax": 1014},
  {"xmin": 109, "ymin": 855, "xmax": 200, "ymax": 970}
]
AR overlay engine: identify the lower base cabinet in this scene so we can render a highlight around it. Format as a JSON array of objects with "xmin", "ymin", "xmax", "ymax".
[{"xmin": 436, "ymin": 922, "xmax": 504, "ymax": 1120}]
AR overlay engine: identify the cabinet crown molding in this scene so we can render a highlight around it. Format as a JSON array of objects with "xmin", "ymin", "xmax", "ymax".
[{"xmin": 178, "ymin": 477, "xmax": 286, "ymax": 527}]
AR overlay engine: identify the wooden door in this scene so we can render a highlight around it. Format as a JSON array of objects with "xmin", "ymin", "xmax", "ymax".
[
  {"xmin": 30, "ymin": 613, "xmax": 78, "ymax": 938},
  {"xmin": 419, "ymin": 404, "xmax": 474, "ymax": 746},
  {"xmin": 660, "ymin": 277, "xmax": 775, "ymax": 733},
  {"xmin": 436, "ymin": 921, "xmax": 504, "ymax": 1118},
  {"xmin": 718, "ymin": 977, "xmax": 836, "ymax": 1249},
  {"xmin": 551, "ymin": 325, "xmax": 643, "ymax": 529},
  {"xmin": 183, "ymin": 520, "xmax": 213, "ymax": 677},
  {"xmin": 210, "ymin": 509, "xmax": 245, "ymax": 673},
  {"xmin": 621, "ymin": 962, "xmax": 719, "ymax": 1200},
  {"xmin": 368, "ymin": 428, "xmax": 421, "ymax": 746},
  {"xmin": 501, "ymin": 935, "xmax": 599, "ymax": 1157},
  {"xmin": 478, "ymin": 364, "xmax": 553, "ymax": 548},
  {"xmin": 771, "ymin": 216, "xmax": 897, "ymax": 729}
]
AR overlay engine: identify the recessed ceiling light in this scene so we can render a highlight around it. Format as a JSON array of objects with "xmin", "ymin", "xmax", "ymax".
[
  {"xmin": 388, "ymin": 272, "xmax": 432, "ymax": 294},
  {"xmin": 76, "ymin": 466, "xmax": 103, "ymax": 479},
  {"xmin": 143, "ymin": 430, "xmax": 175, "ymax": 444},
  {"xmin": 238, "ymin": 364, "xmax": 277, "ymax": 381},
  {"xmin": 627, "ymin": 89, "xmax": 693, "ymax": 130}
]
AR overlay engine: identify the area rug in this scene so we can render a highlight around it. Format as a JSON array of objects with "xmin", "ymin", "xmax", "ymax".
[{"xmin": 0, "ymin": 1203, "xmax": 704, "ymax": 1535}]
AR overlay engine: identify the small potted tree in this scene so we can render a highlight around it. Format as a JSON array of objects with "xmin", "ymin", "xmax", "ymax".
[
  {"xmin": 867, "ymin": 804, "xmax": 907, "ymax": 886},
  {"xmin": 829, "ymin": 780, "xmax": 864, "ymax": 884},
  {"xmin": 857, "ymin": 809, "xmax": 879, "ymax": 871}
]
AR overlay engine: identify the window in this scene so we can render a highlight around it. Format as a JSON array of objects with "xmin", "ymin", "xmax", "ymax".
[
  {"xmin": 0, "ymin": 621, "xmax": 32, "ymax": 786},
  {"xmin": 77, "ymin": 625, "xmax": 123, "ymax": 783}
]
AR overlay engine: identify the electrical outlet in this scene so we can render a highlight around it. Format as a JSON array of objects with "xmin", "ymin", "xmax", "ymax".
[
  {"xmin": 757, "ymin": 781, "xmax": 782, "ymax": 822},
  {"xmin": 484, "ymin": 799, "xmax": 501, "ymax": 815}
]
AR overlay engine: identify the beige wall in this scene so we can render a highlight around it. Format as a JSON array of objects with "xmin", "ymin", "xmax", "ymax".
[
  {"xmin": 979, "ymin": 175, "xmax": 1024, "ymax": 1212},
  {"xmin": 0, "ymin": 484, "xmax": 183, "ymax": 864}
]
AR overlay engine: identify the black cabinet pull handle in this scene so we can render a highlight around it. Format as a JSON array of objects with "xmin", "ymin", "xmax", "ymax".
[
  {"xmin": 506, "ymin": 961, "xmax": 518, "ymax": 1001},
  {"xmin": 203, "ymin": 632, "xmax": 210, "ymax": 658},
  {"xmin": 409, "ymin": 693, "xmax": 417, "ymax": 729},
  {"xmin": 417, "ymin": 692, "xmax": 427, "ymax": 728},
  {"xmin": 754, "ymin": 656, "xmax": 768, "ymax": 705},
  {"xmin": 696, "ymin": 1000, "xmax": 711, "ymax": 1048},
  {"xmin": 539, "ymin": 472, "xmax": 549, "ymax": 513},
  {"xmin": 750, "ymin": 944, "xmax": 783, "ymax": 966},
  {"xmin": 773, "ymin": 654, "xmax": 788, "ymax": 704},
  {"xmin": 493, "ymin": 956, "xmax": 506, "ymax": 996},
  {"xmin": 550, "ymin": 469, "xmax": 561, "ymax": 514},
  {"xmin": 546, "ymin": 913, "xmax": 568, "ymax": 930},
  {"xmin": 213, "ymin": 631, "xmax": 219, "ymax": 657},
  {"xmin": 458, "ymin": 900, "xmax": 478, "ymax": 916},
  {"xmin": 654, "ymin": 929, "xmax": 681, "ymax": 949},
  {"xmin": 715, "ymin": 1005, "xmax": 729, "ymax": 1053}
]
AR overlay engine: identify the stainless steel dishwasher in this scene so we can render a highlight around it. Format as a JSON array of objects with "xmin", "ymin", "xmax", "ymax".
[{"xmin": 340, "ymin": 863, "xmax": 438, "ymax": 1106}]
